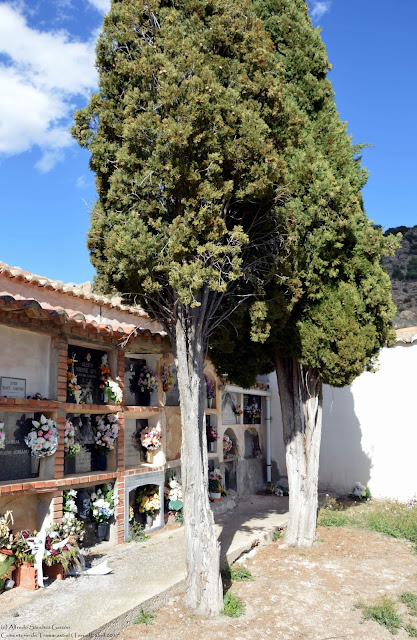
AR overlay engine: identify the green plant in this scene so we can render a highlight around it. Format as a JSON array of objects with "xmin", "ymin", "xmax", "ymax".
[
  {"xmin": 318, "ymin": 510, "xmax": 348, "ymax": 527},
  {"xmin": 223, "ymin": 564, "xmax": 253, "ymax": 583},
  {"xmin": 133, "ymin": 609, "xmax": 155, "ymax": 626},
  {"xmin": 221, "ymin": 591, "xmax": 245, "ymax": 618},
  {"xmin": 404, "ymin": 624, "xmax": 417, "ymax": 637},
  {"xmin": 356, "ymin": 598, "xmax": 402, "ymax": 635},
  {"xmin": 273, "ymin": 529, "xmax": 284, "ymax": 540},
  {"xmin": 399, "ymin": 593, "xmax": 417, "ymax": 616},
  {"xmin": 127, "ymin": 521, "xmax": 149, "ymax": 543},
  {"xmin": 174, "ymin": 511, "xmax": 184, "ymax": 526}
]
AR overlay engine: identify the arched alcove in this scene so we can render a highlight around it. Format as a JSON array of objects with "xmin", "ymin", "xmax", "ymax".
[{"xmin": 223, "ymin": 427, "xmax": 238, "ymax": 458}]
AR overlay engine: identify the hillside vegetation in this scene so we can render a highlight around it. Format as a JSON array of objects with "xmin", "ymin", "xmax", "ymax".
[{"xmin": 383, "ymin": 225, "xmax": 417, "ymax": 328}]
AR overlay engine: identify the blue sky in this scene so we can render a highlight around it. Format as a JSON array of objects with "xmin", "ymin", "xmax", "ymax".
[{"xmin": 0, "ymin": 0, "xmax": 415, "ymax": 284}]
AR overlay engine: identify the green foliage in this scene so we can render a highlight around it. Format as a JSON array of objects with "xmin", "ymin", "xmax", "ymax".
[
  {"xmin": 221, "ymin": 591, "xmax": 245, "ymax": 618},
  {"xmin": 356, "ymin": 598, "xmax": 402, "ymax": 635},
  {"xmin": 133, "ymin": 609, "xmax": 156, "ymax": 625},
  {"xmin": 223, "ymin": 563, "xmax": 253, "ymax": 582},
  {"xmin": 392, "ymin": 266, "xmax": 404, "ymax": 280},
  {"xmin": 407, "ymin": 257, "xmax": 417, "ymax": 281},
  {"xmin": 318, "ymin": 500, "xmax": 417, "ymax": 546},
  {"xmin": 72, "ymin": 0, "xmax": 289, "ymax": 320},
  {"xmin": 273, "ymin": 529, "xmax": 284, "ymax": 540},
  {"xmin": 399, "ymin": 593, "xmax": 417, "ymax": 616},
  {"xmin": 404, "ymin": 624, "xmax": 417, "ymax": 637},
  {"xmin": 210, "ymin": 0, "xmax": 398, "ymax": 390},
  {"xmin": 174, "ymin": 510, "xmax": 184, "ymax": 526},
  {"xmin": 126, "ymin": 521, "xmax": 149, "ymax": 543}
]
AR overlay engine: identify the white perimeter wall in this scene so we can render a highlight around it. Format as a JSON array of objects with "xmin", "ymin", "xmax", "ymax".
[
  {"xmin": 0, "ymin": 325, "xmax": 51, "ymax": 398},
  {"xmin": 268, "ymin": 342, "xmax": 417, "ymax": 502}
]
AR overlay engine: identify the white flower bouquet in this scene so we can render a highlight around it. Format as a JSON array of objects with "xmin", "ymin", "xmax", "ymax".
[
  {"xmin": 64, "ymin": 420, "xmax": 80, "ymax": 457},
  {"xmin": 94, "ymin": 413, "xmax": 119, "ymax": 453},
  {"xmin": 24, "ymin": 414, "xmax": 59, "ymax": 457},
  {"xmin": 91, "ymin": 485, "xmax": 118, "ymax": 523},
  {"xmin": 140, "ymin": 426, "xmax": 162, "ymax": 450}
]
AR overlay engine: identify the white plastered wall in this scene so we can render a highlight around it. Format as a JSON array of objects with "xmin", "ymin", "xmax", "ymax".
[
  {"xmin": 0, "ymin": 325, "xmax": 51, "ymax": 398},
  {"xmin": 268, "ymin": 342, "xmax": 417, "ymax": 502}
]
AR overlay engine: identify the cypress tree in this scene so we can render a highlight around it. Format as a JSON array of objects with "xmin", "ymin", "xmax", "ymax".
[
  {"xmin": 72, "ymin": 0, "xmax": 291, "ymax": 613},
  {"xmin": 210, "ymin": 0, "xmax": 399, "ymax": 547}
]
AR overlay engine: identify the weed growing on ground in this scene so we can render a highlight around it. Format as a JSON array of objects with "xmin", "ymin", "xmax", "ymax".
[
  {"xmin": 223, "ymin": 564, "xmax": 253, "ymax": 582},
  {"xmin": 399, "ymin": 593, "xmax": 417, "ymax": 616},
  {"xmin": 405, "ymin": 624, "xmax": 417, "ymax": 637},
  {"xmin": 174, "ymin": 511, "xmax": 184, "ymax": 526},
  {"xmin": 273, "ymin": 529, "xmax": 284, "ymax": 540},
  {"xmin": 355, "ymin": 598, "xmax": 402, "ymax": 635},
  {"xmin": 319, "ymin": 499, "xmax": 417, "ymax": 546},
  {"xmin": 133, "ymin": 609, "xmax": 155, "ymax": 625},
  {"xmin": 221, "ymin": 591, "xmax": 245, "ymax": 618},
  {"xmin": 126, "ymin": 521, "xmax": 149, "ymax": 543}
]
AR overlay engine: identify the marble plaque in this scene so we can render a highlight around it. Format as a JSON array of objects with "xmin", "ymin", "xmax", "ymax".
[
  {"xmin": 0, "ymin": 412, "xmax": 38, "ymax": 481},
  {"xmin": 75, "ymin": 445, "xmax": 92, "ymax": 473},
  {"xmin": 67, "ymin": 345, "xmax": 103, "ymax": 404},
  {"xmin": 221, "ymin": 391, "xmax": 239, "ymax": 425}
]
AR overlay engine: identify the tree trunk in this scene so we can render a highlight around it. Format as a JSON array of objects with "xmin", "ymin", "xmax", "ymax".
[
  {"xmin": 173, "ymin": 307, "xmax": 223, "ymax": 616},
  {"xmin": 274, "ymin": 354, "xmax": 323, "ymax": 547}
]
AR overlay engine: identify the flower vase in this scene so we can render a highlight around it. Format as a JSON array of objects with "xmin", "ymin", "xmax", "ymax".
[
  {"xmin": 64, "ymin": 456, "xmax": 76, "ymax": 475},
  {"xmin": 137, "ymin": 390, "xmax": 151, "ymax": 407},
  {"xmin": 96, "ymin": 522, "xmax": 110, "ymax": 541},
  {"xmin": 235, "ymin": 416, "xmax": 240, "ymax": 424},
  {"xmin": 92, "ymin": 449, "xmax": 108, "ymax": 472},
  {"xmin": 207, "ymin": 397, "xmax": 213, "ymax": 408},
  {"xmin": 146, "ymin": 450, "xmax": 154, "ymax": 464},
  {"xmin": 208, "ymin": 441, "xmax": 216, "ymax": 453},
  {"xmin": 146, "ymin": 514, "xmax": 154, "ymax": 528},
  {"xmin": 249, "ymin": 417, "xmax": 254, "ymax": 424},
  {"xmin": 209, "ymin": 492, "xmax": 221, "ymax": 500}
]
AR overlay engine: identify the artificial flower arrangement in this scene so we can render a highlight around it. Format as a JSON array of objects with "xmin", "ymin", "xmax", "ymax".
[
  {"xmin": 165, "ymin": 475, "xmax": 183, "ymax": 512},
  {"xmin": 234, "ymin": 407, "xmax": 243, "ymax": 416},
  {"xmin": 91, "ymin": 484, "xmax": 118, "ymax": 524},
  {"xmin": 129, "ymin": 506, "xmax": 134, "ymax": 522},
  {"xmin": 67, "ymin": 355, "xmax": 82, "ymax": 404},
  {"xmin": 161, "ymin": 365, "xmax": 174, "ymax": 392},
  {"xmin": 138, "ymin": 365, "xmax": 158, "ymax": 393},
  {"xmin": 137, "ymin": 487, "xmax": 160, "ymax": 518},
  {"xmin": 348, "ymin": 482, "xmax": 371, "ymax": 501},
  {"xmin": 204, "ymin": 375, "xmax": 215, "ymax": 400},
  {"xmin": 100, "ymin": 354, "xmax": 123, "ymax": 404},
  {"xmin": 52, "ymin": 490, "xmax": 84, "ymax": 541},
  {"xmin": 223, "ymin": 434, "xmax": 232, "ymax": 454},
  {"xmin": 207, "ymin": 425, "xmax": 218, "ymax": 442},
  {"xmin": 64, "ymin": 420, "xmax": 80, "ymax": 458},
  {"xmin": 248, "ymin": 405, "xmax": 262, "ymax": 419},
  {"xmin": 0, "ymin": 420, "xmax": 5, "ymax": 450},
  {"xmin": 93, "ymin": 413, "xmax": 119, "ymax": 453},
  {"xmin": 0, "ymin": 511, "xmax": 14, "ymax": 550},
  {"xmin": 11, "ymin": 530, "xmax": 36, "ymax": 566},
  {"xmin": 208, "ymin": 468, "xmax": 223, "ymax": 494},
  {"xmin": 140, "ymin": 426, "xmax": 163, "ymax": 451},
  {"xmin": 42, "ymin": 530, "xmax": 80, "ymax": 572},
  {"xmin": 25, "ymin": 414, "xmax": 59, "ymax": 457}
]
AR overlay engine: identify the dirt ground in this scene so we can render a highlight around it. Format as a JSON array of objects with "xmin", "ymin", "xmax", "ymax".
[{"xmin": 116, "ymin": 526, "xmax": 417, "ymax": 640}]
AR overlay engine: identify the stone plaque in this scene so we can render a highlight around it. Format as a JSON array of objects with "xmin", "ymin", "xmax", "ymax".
[
  {"xmin": 0, "ymin": 412, "xmax": 38, "ymax": 481},
  {"xmin": 124, "ymin": 358, "xmax": 146, "ymax": 406},
  {"xmin": 125, "ymin": 419, "xmax": 147, "ymax": 467},
  {"xmin": 165, "ymin": 366, "xmax": 180, "ymax": 407},
  {"xmin": 221, "ymin": 391, "xmax": 239, "ymax": 425},
  {"xmin": 67, "ymin": 345, "xmax": 103, "ymax": 404},
  {"xmin": 75, "ymin": 445, "xmax": 92, "ymax": 473},
  {"xmin": 244, "ymin": 394, "xmax": 262, "ymax": 424},
  {"xmin": 0, "ymin": 377, "xmax": 26, "ymax": 399}
]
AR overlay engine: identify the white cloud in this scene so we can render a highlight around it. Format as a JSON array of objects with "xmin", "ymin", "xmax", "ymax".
[
  {"xmin": 76, "ymin": 174, "xmax": 88, "ymax": 188},
  {"xmin": 87, "ymin": 0, "xmax": 110, "ymax": 13},
  {"xmin": 0, "ymin": 3, "xmax": 98, "ymax": 170},
  {"xmin": 310, "ymin": 1, "xmax": 332, "ymax": 20}
]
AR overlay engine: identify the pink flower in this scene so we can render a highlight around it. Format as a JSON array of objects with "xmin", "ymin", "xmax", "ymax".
[
  {"xmin": 38, "ymin": 430, "xmax": 43, "ymax": 436},
  {"xmin": 48, "ymin": 429, "xmax": 54, "ymax": 435},
  {"xmin": 44, "ymin": 433, "xmax": 49, "ymax": 439}
]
